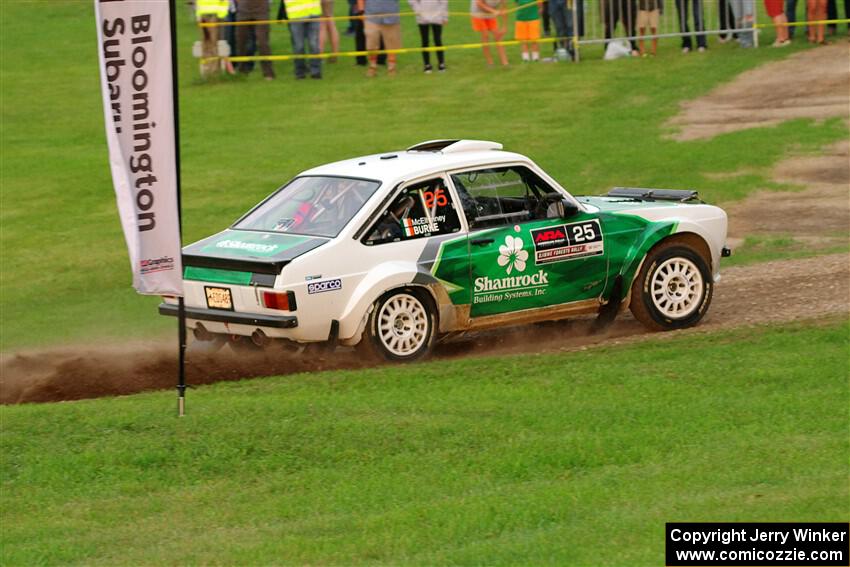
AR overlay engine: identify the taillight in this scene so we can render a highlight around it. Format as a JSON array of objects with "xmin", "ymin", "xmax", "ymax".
[{"xmin": 262, "ymin": 291, "xmax": 297, "ymax": 311}]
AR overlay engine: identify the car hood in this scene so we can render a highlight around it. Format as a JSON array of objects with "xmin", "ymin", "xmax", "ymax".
[
  {"xmin": 182, "ymin": 230, "xmax": 328, "ymax": 274},
  {"xmin": 576, "ymin": 196, "xmax": 683, "ymax": 213}
]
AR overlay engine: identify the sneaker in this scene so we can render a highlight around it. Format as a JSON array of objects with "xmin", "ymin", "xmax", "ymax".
[
  {"xmin": 438, "ymin": 62, "xmax": 446, "ymax": 72},
  {"xmin": 387, "ymin": 64, "xmax": 396, "ymax": 76},
  {"xmin": 682, "ymin": 46, "xmax": 690, "ymax": 53},
  {"xmin": 717, "ymin": 35, "xmax": 729, "ymax": 43},
  {"xmin": 366, "ymin": 66, "xmax": 377, "ymax": 78},
  {"xmin": 698, "ymin": 46, "xmax": 706, "ymax": 52},
  {"xmin": 424, "ymin": 64, "xmax": 433, "ymax": 74}
]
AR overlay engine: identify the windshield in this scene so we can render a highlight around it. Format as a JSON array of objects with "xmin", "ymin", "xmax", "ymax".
[{"xmin": 235, "ymin": 176, "xmax": 381, "ymax": 238}]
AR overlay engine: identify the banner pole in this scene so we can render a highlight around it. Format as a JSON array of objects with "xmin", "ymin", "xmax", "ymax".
[{"xmin": 169, "ymin": 0, "xmax": 187, "ymax": 416}]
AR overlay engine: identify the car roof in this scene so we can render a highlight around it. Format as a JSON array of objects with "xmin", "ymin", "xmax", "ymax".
[{"xmin": 298, "ymin": 140, "xmax": 533, "ymax": 185}]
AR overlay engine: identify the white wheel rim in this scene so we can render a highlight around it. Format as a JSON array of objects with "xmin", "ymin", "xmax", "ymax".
[
  {"xmin": 650, "ymin": 257, "xmax": 704, "ymax": 319},
  {"xmin": 377, "ymin": 294, "xmax": 429, "ymax": 357}
]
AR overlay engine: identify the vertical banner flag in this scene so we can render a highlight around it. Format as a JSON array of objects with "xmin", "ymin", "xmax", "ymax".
[{"xmin": 95, "ymin": 0, "xmax": 183, "ymax": 296}]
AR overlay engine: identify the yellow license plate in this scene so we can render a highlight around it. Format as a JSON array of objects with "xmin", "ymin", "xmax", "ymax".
[{"xmin": 205, "ymin": 286, "xmax": 233, "ymax": 311}]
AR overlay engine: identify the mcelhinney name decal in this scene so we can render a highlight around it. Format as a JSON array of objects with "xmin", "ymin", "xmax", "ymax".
[{"xmin": 95, "ymin": 0, "xmax": 183, "ymax": 296}]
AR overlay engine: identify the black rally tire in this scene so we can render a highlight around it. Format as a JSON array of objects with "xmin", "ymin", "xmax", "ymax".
[
  {"xmin": 630, "ymin": 241, "xmax": 713, "ymax": 331},
  {"xmin": 362, "ymin": 288, "xmax": 436, "ymax": 362}
]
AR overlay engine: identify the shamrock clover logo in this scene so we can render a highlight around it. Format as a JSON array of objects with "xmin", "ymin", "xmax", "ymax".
[{"xmin": 497, "ymin": 235, "xmax": 528, "ymax": 275}]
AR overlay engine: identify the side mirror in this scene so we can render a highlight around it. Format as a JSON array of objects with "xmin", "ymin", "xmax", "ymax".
[{"xmin": 555, "ymin": 199, "xmax": 580, "ymax": 219}]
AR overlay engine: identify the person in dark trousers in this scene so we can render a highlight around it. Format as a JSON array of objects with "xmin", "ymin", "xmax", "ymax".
[
  {"xmin": 549, "ymin": 0, "xmax": 575, "ymax": 57},
  {"xmin": 346, "ymin": 0, "xmax": 358, "ymax": 34},
  {"xmin": 542, "ymin": 0, "xmax": 551, "ymax": 34},
  {"xmin": 285, "ymin": 0, "xmax": 323, "ymax": 79},
  {"xmin": 718, "ymin": 0, "xmax": 736, "ymax": 40},
  {"xmin": 408, "ymin": 0, "xmax": 448, "ymax": 72},
  {"xmin": 675, "ymin": 0, "xmax": 706, "ymax": 52},
  {"xmin": 600, "ymin": 0, "xmax": 638, "ymax": 53},
  {"xmin": 236, "ymin": 0, "xmax": 276, "ymax": 79},
  {"xmin": 785, "ymin": 0, "xmax": 805, "ymax": 38}
]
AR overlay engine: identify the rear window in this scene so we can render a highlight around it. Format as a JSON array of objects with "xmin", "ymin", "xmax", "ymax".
[{"xmin": 235, "ymin": 176, "xmax": 381, "ymax": 238}]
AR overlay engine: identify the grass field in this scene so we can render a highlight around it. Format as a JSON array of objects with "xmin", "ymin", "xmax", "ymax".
[
  {"xmin": 2, "ymin": 4, "xmax": 848, "ymax": 565},
  {"xmin": 1, "ymin": 1, "xmax": 847, "ymax": 350},
  {"xmin": 1, "ymin": 319, "xmax": 848, "ymax": 565}
]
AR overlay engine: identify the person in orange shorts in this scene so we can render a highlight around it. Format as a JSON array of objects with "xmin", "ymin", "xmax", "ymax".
[
  {"xmin": 515, "ymin": 0, "xmax": 543, "ymax": 61},
  {"xmin": 471, "ymin": 0, "xmax": 510, "ymax": 65}
]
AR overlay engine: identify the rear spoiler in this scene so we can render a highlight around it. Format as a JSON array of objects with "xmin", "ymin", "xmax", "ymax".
[{"xmin": 607, "ymin": 187, "xmax": 701, "ymax": 202}]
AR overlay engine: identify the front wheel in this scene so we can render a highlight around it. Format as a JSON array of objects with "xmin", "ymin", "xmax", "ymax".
[
  {"xmin": 363, "ymin": 289, "xmax": 436, "ymax": 362},
  {"xmin": 630, "ymin": 242, "xmax": 713, "ymax": 331}
]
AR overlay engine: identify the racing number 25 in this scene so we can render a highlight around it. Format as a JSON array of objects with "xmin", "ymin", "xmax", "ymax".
[
  {"xmin": 572, "ymin": 222, "xmax": 596, "ymax": 243},
  {"xmin": 423, "ymin": 188, "xmax": 448, "ymax": 209}
]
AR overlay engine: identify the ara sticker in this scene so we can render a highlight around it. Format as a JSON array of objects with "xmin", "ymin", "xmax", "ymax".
[{"xmin": 530, "ymin": 219, "xmax": 604, "ymax": 264}]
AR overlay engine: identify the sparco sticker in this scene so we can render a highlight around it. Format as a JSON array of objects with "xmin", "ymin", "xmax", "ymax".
[
  {"xmin": 531, "ymin": 219, "xmax": 604, "ymax": 264},
  {"xmin": 307, "ymin": 278, "xmax": 342, "ymax": 294}
]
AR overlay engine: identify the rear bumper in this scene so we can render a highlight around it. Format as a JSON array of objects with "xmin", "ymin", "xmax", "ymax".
[{"xmin": 158, "ymin": 303, "xmax": 298, "ymax": 329}]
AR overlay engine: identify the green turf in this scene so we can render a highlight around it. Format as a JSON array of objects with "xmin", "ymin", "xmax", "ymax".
[
  {"xmin": 1, "ymin": 0, "xmax": 847, "ymax": 351},
  {"xmin": 1, "ymin": 319, "xmax": 847, "ymax": 565}
]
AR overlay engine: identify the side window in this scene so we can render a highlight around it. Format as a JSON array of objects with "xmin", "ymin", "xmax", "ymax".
[
  {"xmin": 450, "ymin": 166, "xmax": 559, "ymax": 230},
  {"xmin": 363, "ymin": 178, "xmax": 461, "ymax": 245}
]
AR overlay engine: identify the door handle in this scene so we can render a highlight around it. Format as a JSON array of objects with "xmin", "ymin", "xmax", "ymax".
[{"xmin": 471, "ymin": 238, "xmax": 495, "ymax": 246}]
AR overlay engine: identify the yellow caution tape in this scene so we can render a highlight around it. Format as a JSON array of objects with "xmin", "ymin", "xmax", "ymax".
[{"xmin": 754, "ymin": 17, "xmax": 849, "ymax": 28}]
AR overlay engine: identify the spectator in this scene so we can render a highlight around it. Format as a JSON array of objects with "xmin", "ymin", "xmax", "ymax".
[
  {"xmin": 541, "ymin": 0, "xmax": 552, "ymax": 34},
  {"xmin": 765, "ymin": 0, "xmax": 791, "ymax": 45},
  {"xmin": 675, "ymin": 0, "xmax": 707, "ymax": 52},
  {"xmin": 807, "ymin": 0, "xmax": 827, "ymax": 42},
  {"xmin": 346, "ymin": 0, "xmax": 357, "ymax": 34},
  {"xmin": 319, "ymin": 0, "xmax": 341, "ymax": 62},
  {"xmin": 600, "ymin": 0, "xmax": 638, "ymax": 54},
  {"xmin": 515, "ymin": 0, "xmax": 543, "ymax": 61},
  {"xmin": 728, "ymin": 0, "xmax": 755, "ymax": 47},
  {"xmin": 285, "ymin": 0, "xmax": 323, "ymax": 78},
  {"xmin": 352, "ymin": 3, "xmax": 387, "ymax": 66},
  {"xmin": 637, "ymin": 0, "xmax": 660, "ymax": 55},
  {"xmin": 549, "ymin": 0, "xmax": 575, "ymax": 59},
  {"xmin": 785, "ymin": 0, "xmax": 802, "ymax": 38},
  {"xmin": 471, "ymin": 0, "xmax": 510, "ymax": 65},
  {"xmin": 718, "ymin": 0, "xmax": 735, "ymax": 41},
  {"xmin": 236, "ymin": 0, "xmax": 276, "ymax": 79},
  {"xmin": 408, "ymin": 0, "xmax": 448, "ymax": 72},
  {"xmin": 826, "ymin": 0, "xmax": 835, "ymax": 34},
  {"xmin": 357, "ymin": 0, "xmax": 402, "ymax": 76},
  {"xmin": 196, "ymin": 0, "xmax": 232, "ymax": 77}
]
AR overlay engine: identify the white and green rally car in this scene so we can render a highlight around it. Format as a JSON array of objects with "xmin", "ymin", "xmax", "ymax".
[{"xmin": 160, "ymin": 140, "xmax": 730, "ymax": 361}]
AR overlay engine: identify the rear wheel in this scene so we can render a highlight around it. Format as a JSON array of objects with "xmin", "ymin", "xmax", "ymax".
[
  {"xmin": 630, "ymin": 242, "xmax": 713, "ymax": 331},
  {"xmin": 364, "ymin": 289, "xmax": 436, "ymax": 362}
]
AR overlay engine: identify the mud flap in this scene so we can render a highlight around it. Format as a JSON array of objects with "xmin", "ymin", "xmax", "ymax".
[{"xmin": 590, "ymin": 276, "xmax": 623, "ymax": 334}]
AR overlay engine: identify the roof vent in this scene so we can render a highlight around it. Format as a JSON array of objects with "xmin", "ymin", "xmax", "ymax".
[{"xmin": 407, "ymin": 139, "xmax": 503, "ymax": 153}]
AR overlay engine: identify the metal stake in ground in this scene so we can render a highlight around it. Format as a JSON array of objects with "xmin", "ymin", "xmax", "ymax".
[{"xmin": 169, "ymin": 0, "xmax": 188, "ymax": 417}]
